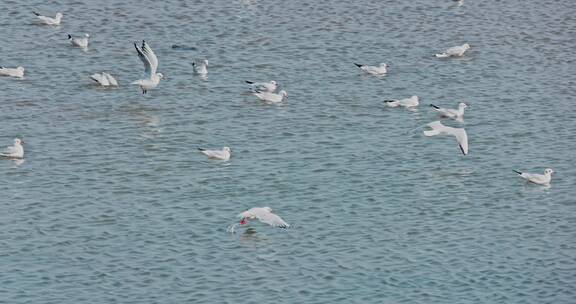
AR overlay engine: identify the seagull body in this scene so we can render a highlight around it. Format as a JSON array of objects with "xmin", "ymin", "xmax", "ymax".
[
  {"xmin": 246, "ymin": 80, "xmax": 277, "ymax": 92},
  {"xmin": 192, "ymin": 59, "xmax": 208, "ymax": 76},
  {"xmin": 198, "ymin": 147, "xmax": 231, "ymax": 161},
  {"xmin": 238, "ymin": 207, "xmax": 290, "ymax": 228},
  {"xmin": 0, "ymin": 66, "xmax": 25, "ymax": 78},
  {"xmin": 132, "ymin": 40, "xmax": 163, "ymax": 94},
  {"xmin": 90, "ymin": 72, "xmax": 118, "ymax": 86},
  {"xmin": 435, "ymin": 43, "xmax": 470, "ymax": 58},
  {"xmin": 253, "ymin": 90, "xmax": 287, "ymax": 103},
  {"xmin": 514, "ymin": 168, "xmax": 554, "ymax": 185},
  {"xmin": 355, "ymin": 63, "xmax": 388, "ymax": 75},
  {"xmin": 33, "ymin": 12, "xmax": 63, "ymax": 25},
  {"xmin": 424, "ymin": 121, "xmax": 469, "ymax": 155},
  {"xmin": 385, "ymin": 95, "xmax": 419, "ymax": 108},
  {"xmin": 0, "ymin": 138, "xmax": 24, "ymax": 159},
  {"xmin": 68, "ymin": 33, "xmax": 89, "ymax": 48},
  {"xmin": 430, "ymin": 102, "xmax": 468, "ymax": 121}
]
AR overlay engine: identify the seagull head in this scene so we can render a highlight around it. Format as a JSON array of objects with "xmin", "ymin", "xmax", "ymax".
[
  {"xmin": 17, "ymin": 67, "xmax": 25, "ymax": 72},
  {"xmin": 14, "ymin": 138, "xmax": 23, "ymax": 145},
  {"xmin": 463, "ymin": 43, "xmax": 471, "ymax": 49},
  {"xmin": 270, "ymin": 80, "xmax": 277, "ymax": 85},
  {"xmin": 544, "ymin": 168, "xmax": 554, "ymax": 175},
  {"xmin": 380, "ymin": 63, "xmax": 388, "ymax": 67},
  {"xmin": 157, "ymin": 73, "xmax": 164, "ymax": 79},
  {"xmin": 459, "ymin": 102, "xmax": 468, "ymax": 109},
  {"xmin": 238, "ymin": 211, "xmax": 253, "ymax": 225},
  {"xmin": 204, "ymin": 60, "xmax": 209, "ymax": 66},
  {"xmin": 56, "ymin": 13, "xmax": 63, "ymax": 19},
  {"xmin": 223, "ymin": 147, "xmax": 232, "ymax": 153}
]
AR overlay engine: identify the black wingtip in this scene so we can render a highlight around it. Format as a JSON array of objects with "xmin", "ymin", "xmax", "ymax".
[
  {"xmin": 67, "ymin": 34, "xmax": 72, "ymax": 39},
  {"xmin": 513, "ymin": 170, "xmax": 522, "ymax": 175},
  {"xmin": 384, "ymin": 100, "xmax": 393, "ymax": 103},
  {"xmin": 33, "ymin": 11, "xmax": 40, "ymax": 16},
  {"xmin": 197, "ymin": 147, "xmax": 205, "ymax": 151},
  {"xmin": 430, "ymin": 104, "xmax": 440, "ymax": 109},
  {"xmin": 354, "ymin": 63, "xmax": 362, "ymax": 68},
  {"xmin": 245, "ymin": 80, "xmax": 254, "ymax": 84},
  {"xmin": 459, "ymin": 145, "xmax": 467, "ymax": 155}
]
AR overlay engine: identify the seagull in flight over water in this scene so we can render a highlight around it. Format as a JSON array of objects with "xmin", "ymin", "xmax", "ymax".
[
  {"xmin": 238, "ymin": 207, "xmax": 290, "ymax": 228},
  {"xmin": 132, "ymin": 40, "xmax": 163, "ymax": 94},
  {"xmin": 424, "ymin": 121, "xmax": 469, "ymax": 155}
]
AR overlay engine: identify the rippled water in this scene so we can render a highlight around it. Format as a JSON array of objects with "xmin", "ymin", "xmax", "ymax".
[{"xmin": 1, "ymin": 0, "xmax": 575, "ymax": 303}]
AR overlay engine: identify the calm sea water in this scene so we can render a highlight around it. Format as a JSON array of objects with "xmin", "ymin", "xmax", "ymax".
[{"xmin": 1, "ymin": 0, "xmax": 575, "ymax": 303}]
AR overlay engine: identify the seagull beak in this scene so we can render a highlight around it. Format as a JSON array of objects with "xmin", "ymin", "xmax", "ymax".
[{"xmin": 240, "ymin": 218, "xmax": 248, "ymax": 225}]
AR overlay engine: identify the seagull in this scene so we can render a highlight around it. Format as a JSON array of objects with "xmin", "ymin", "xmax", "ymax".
[
  {"xmin": 514, "ymin": 168, "xmax": 554, "ymax": 185},
  {"xmin": 132, "ymin": 40, "xmax": 163, "ymax": 94},
  {"xmin": 424, "ymin": 121, "xmax": 469, "ymax": 155},
  {"xmin": 68, "ymin": 33, "xmax": 89, "ymax": 48},
  {"xmin": 354, "ymin": 63, "xmax": 388, "ymax": 75},
  {"xmin": 435, "ymin": 43, "xmax": 470, "ymax": 58},
  {"xmin": 430, "ymin": 102, "xmax": 468, "ymax": 121},
  {"xmin": 385, "ymin": 95, "xmax": 419, "ymax": 108},
  {"xmin": 245, "ymin": 80, "xmax": 277, "ymax": 92},
  {"xmin": 252, "ymin": 90, "xmax": 287, "ymax": 103},
  {"xmin": 198, "ymin": 146, "xmax": 231, "ymax": 161},
  {"xmin": 90, "ymin": 72, "xmax": 118, "ymax": 86},
  {"xmin": 33, "ymin": 11, "xmax": 63, "ymax": 25},
  {"xmin": 192, "ymin": 59, "xmax": 208, "ymax": 76},
  {"xmin": 238, "ymin": 207, "xmax": 290, "ymax": 228},
  {"xmin": 0, "ymin": 138, "xmax": 24, "ymax": 159},
  {"xmin": 0, "ymin": 66, "xmax": 25, "ymax": 78}
]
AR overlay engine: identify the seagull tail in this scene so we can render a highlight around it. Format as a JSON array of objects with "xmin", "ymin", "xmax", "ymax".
[
  {"xmin": 67, "ymin": 34, "xmax": 72, "ymax": 40},
  {"xmin": 430, "ymin": 104, "xmax": 440, "ymax": 109},
  {"xmin": 384, "ymin": 100, "xmax": 399, "ymax": 107},
  {"xmin": 513, "ymin": 170, "xmax": 522, "ymax": 175},
  {"xmin": 354, "ymin": 63, "xmax": 363, "ymax": 68},
  {"xmin": 245, "ymin": 80, "xmax": 254, "ymax": 84},
  {"xmin": 33, "ymin": 11, "xmax": 40, "ymax": 16},
  {"xmin": 197, "ymin": 147, "xmax": 206, "ymax": 151},
  {"xmin": 435, "ymin": 53, "xmax": 449, "ymax": 58}
]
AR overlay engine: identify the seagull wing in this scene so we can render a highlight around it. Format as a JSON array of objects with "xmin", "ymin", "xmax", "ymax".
[
  {"xmin": 252, "ymin": 208, "xmax": 289, "ymax": 228},
  {"xmin": 104, "ymin": 73, "xmax": 118, "ymax": 86},
  {"xmin": 142, "ymin": 41, "xmax": 159, "ymax": 75},
  {"xmin": 90, "ymin": 73, "xmax": 108, "ymax": 85},
  {"xmin": 451, "ymin": 127, "xmax": 468, "ymax": 155}
]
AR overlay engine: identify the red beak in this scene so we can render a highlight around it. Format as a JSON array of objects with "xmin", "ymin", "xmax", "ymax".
[{"xmin": 240, "ymin": 218, "xmax": 248, "ymax": 225}]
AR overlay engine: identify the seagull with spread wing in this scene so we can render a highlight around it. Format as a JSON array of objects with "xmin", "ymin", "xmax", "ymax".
[
  {"xmin": 424, "ymin": 121, "xmax": 469, "ymax": 155},
  {"xmin": 132, "ymin": 40, "xmax": 163, "ymax": 94},
  {"xmin": 238, "ymin": 207, "xmax": 290, "ymax": 228}
]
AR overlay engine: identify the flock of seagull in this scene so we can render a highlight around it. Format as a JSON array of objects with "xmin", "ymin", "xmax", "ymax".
[{"xmin": 0, "ymin": 8, "xmax": 555, "ymax": 230}]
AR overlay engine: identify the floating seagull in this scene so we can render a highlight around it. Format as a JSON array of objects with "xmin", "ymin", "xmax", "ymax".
[
  {"xmin": 513, "ymin": 168, "xmax": 554, "ymax": 185},
  {"xmin": 252, "ymin": 90, "xmax": 288, "ymax": 103},
  {"xmin": 33, "ymin": 11, "xmax": 63, "ymax": 25},
  {"xmin": 90, "ymin": 72, "xmax": 118, "ymax": 86},
  {"xmin": 0, "ymin": 138, "xmax": 24, "ymax": 159},
  {"xmin": 198, "ymin": 146, "xmax": 231, "ymax": 161},
  {"xmin": 435, "ymin": 43, "xmax": 470, "ymax": 58},
  {"xmin": 424, "ymin": 121, "xmax": 468, "ymax": 155},
  {"xmin": 0, "ymin": 66, "xmax": 25, "ymax": 78},
  {"xmin": 430, "ymin": 102, "xmax": 468, "ymax": 121},
  {"xmin": 385, "ymin": 95, "xmax": 420, "ymax": 108},
  {"xmin": 354, "ymin": 62, "xmax": 388, "ymax": 75},
  {"xmin": 192, "ymin": 59, "xmax": 208, "ymax": 76},
  {"xmin": 238, "ymin": 207, "xmax": 290, "ymax": 228},
  {"xmin": 132, "ymin": 40, "xmax": 163, "ymax": 94},
  {"xmin": 68, "ymin": 33, "xmax": 89, "ymax": 48},
  {"xmin": 246, "ymin": 80, "xmax": 277, "ymax": 92}
]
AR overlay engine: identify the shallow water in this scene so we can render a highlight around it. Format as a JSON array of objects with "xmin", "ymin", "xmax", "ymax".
[{"xmin": 1, "ymin": 0, "xmax": 575, "ymax": 303}]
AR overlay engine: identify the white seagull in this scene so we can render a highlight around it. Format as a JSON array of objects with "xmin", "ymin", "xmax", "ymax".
[
  {"xmin": 0, "ymin": 66, "xmax": 25, "ymax": 78},
  {"xmin": 430, "ymin": 102, "xmax": 468, "ymax": 121},
  {"xmin": 132, "ymin": 40, "xmax": 163, "ymax": 94},
  {"xmin": 385, "ymin": 95, "xmax": 420, "ymax": 108},
  {"xmin": 68, "ymin": 33, "xmax": 89, "ymax": 48},
  {"xmin": 0, "ymin": 138, "xmax": 24, "ymax": 159},
  {"xmin": 424, "ymin": 121, "xmax": 469, "ymax": 155},
  {"xmin": 252, "ymin": 90, "xmax": 287, "ymax": 103},
  {"xmin": 435, "ymin": 43, "xmax": 470, "ymax": 58},
  {"xmin": 90, "ymin": 72, "xmax": 118, "ymax": 86},
  {"xmin": 33, "ymin": 11, "xmax": 63, "ymax": 25},
  {"xmin": 198, "ymin": 146, "xmax": 231, "ymax": 161},
  {"xmin": 238, "ymin": 207, "xmax": 290, "ymax": 228},
  {"xmin": 245, "ymin": 80, "xmax": 277, "ymax": 92},
  {"xmin": 514, "ymin": 168, "xmax": 554, "ymax": 185},
  {"xmin": 192, "ymin": 59, "xmax": 209, "ymax": 76},
  {"xmin": 355, "ymin": 62, "xmax": 388, "ymax": 75}
]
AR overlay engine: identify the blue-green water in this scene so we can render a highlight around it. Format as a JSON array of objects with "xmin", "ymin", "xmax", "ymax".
[{"xmin": 1, "ymin": 0, "xmax": 575, "ymax": 303}]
